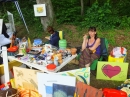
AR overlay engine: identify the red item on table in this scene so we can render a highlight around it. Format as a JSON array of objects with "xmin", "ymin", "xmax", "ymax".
[
  {"xmin": 103, "ymin": 88, "xmax": 127, "ymax": 97},
  {"xmin": 47, "ymin": 64, "xmax": 56, "ymax": 69},
  {"xmin": 7, "ymin": 46, "xmax": 18, "ymax": 52},
  {"xmin": 26, "ymin": 48, "xmax": 30, "ymax": 53},
  {"xmin": 46, "ymin": 64, "xmax": 56, "ymax": 71}
]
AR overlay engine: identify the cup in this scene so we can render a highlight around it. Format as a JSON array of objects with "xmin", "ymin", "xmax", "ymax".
[{"xmin": 54, "ymin": 56, "xmax": 59, "ymax": 66}]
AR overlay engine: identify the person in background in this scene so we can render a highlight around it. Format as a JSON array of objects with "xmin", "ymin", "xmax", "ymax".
[
  {"xmin": 45, "ymin": 26, "xmax": 60, "ymax": 47},
  {"xmin": 0, "ymin": 22, "xmax": 16, "ymax": 64},
  {"xmin": 79, "ymin": 27, "xmax": 101, "ymax": 68},
  {"xmin": 1, "ymin": 22, "xmax": 16, "ymax": 48}
]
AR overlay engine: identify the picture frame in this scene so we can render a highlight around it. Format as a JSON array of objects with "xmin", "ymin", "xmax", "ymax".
[
  {"xmin": 53, "ymin": 83, "xmax": 75, "ymax": 97},
  {"xmin": 37, "ymin": 73, "xmax": 76, "ymax": 97},
  {"xmin": 33, "ymin": 4, "xmax": 46, "ymax": 16},
  {"xmin": 7, "ymin": 11, "xmax": 16, "ymax": 32},
  {"xmin": 13, "ymin": 67, "xmax": 41, "ymax": 92},
  {"xmin": 96, "ymin": 61, "xmax": 129, "ymax": 81}
]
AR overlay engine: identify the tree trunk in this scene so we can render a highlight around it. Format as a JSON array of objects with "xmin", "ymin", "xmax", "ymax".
[
  {"xmin": 81, "ymin": 0, "xmax": 84, "ymax": 16},
  {"xmin": 36, "ymin": 0, "xmax": 54, "ymax": 31}
]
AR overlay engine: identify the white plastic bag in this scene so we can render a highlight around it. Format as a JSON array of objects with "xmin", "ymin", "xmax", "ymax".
[{"xmin": 110, "ymin": 47, "xmax": 127, "ymax": 58}]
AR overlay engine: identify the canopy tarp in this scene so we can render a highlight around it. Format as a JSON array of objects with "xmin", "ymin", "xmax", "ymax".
[
  {"xmin": 0, "ymin": 0, "xmax": 29, "ymax": 33},
  {"xmin": 0, "ymin": 0, "xmax": 17, "ymax": 1}
]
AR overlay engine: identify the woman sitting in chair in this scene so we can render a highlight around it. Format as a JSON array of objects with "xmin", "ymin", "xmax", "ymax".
[{"xmin": 79, "ymin": 27, "xmax": 101, "ymax": 68}]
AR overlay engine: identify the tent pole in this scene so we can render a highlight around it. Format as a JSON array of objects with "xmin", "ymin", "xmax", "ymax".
[
  {"xmin": 14, "ymin": 1, "xmax": 30, "ymax": 34},
  {"xmin": 2, "ymin": 47, "xmax": 9, "ymax": 83}
]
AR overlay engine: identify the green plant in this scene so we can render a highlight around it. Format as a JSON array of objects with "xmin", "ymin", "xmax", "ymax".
[
  {"xmin": 52, "ymin": 0, "xmax": 81, "ymax": 24},
  {"xmin": 81, "ymin": 1, "xmax": 121, "ymax": 30},
  {"xmin": 119, "ymin": 16, "xmax": 130, "ymax": 29}
]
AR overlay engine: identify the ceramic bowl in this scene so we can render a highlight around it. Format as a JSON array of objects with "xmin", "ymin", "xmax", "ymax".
[{"xmin": 46, "ymin": 64, "xmax": 56, "ymax": 72}]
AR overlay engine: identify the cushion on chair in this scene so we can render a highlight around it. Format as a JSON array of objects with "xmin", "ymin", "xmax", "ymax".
[{"xmin": 100, "ymin": 38, "xmax": 108, "ymax": 58}]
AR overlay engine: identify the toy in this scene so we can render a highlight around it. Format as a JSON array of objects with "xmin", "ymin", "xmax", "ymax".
[{"xmin": 18, "ymin": 37, "xmax": 28, "ymax": 55}]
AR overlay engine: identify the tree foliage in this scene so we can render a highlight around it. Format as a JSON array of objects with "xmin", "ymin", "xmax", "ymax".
[{"xmin": 1, "ymin": 0, "xmax": 130, "ymax": 31}]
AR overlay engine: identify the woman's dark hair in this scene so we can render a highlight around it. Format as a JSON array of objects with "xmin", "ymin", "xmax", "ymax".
[
  {"xmin": 88, "ymin": 26, "xmax": 97, "ymax": 39},
  {"xmin": 47, "ymin": 26, "xmax": 54, "ymax": 34}
]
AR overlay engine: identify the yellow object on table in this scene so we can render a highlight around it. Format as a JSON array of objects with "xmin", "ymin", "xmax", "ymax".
[
  {"xmin": 108, "ymin": 55, "xmax": 127, "ymax": 62},
  {"xmin": 59, "ymin": 31, "xmax": 64, "ymax": 40}
]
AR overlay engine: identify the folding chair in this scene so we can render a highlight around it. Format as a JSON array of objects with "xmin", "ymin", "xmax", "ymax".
[{"xmin": 90, "ymin": 38, "xmax": 109, "ymax": 70}]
